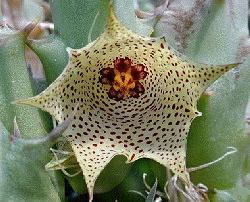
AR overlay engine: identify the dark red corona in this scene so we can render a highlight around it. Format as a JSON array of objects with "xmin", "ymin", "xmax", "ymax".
[{"xmin": 100, "ymin": 57, "xmax": 148, "ymax": 101}]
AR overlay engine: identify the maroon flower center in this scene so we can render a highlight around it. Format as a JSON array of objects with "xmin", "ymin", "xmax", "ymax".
[{"xmin": 99, "ymin": 57, "xmax": 148, "ymax": 101}]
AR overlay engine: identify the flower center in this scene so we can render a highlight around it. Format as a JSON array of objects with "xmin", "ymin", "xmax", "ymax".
[{"xmin": 100, "ymin": 57, "xmax": 148, "ymax": 101}]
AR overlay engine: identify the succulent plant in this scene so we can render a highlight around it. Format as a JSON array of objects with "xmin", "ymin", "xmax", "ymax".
[{"xmin": 0, "ymin": 0, "xmax": 249, "ymax": 202}]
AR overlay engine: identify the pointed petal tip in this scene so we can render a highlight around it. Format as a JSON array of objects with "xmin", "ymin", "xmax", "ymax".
[
  {"xmin": 106, "ymin": 3, "xmax": 123, "ymax": 33},
  {"xmin": 12, "ymin": 97, "xmax": 37, "ymax": 107},
  {"xmin": 108, "ymin": 1, "xmax": 115, "ymax": 13},
  {"xmin": 215, "ymin": 62, "xmax": 241, "ymax": 77},
  {"xmin": 211, "ymin": 62, "xmax": 240, "ymax": 73},
  {"xmin": 87, "ymin": 185, "xmax": 94, "ymax": 202},
  {"xmin": 11, "ymin": 99, "xmax": 25, "ymax": 106},
  {"xmin": 108, "ymin": 4, "xmax": 117, "ymax": 21},
  {"xmin": 226, "ymin": 62, "xmax": 241, "ymax": 69},
  {"xmin": 12, "ymin": 99, "xmax": 26, "ymax": 105},
  {"xmin": 211, "ymin": 62, "xmax": 240, "ymax": 70},
  {"xmin": 221, "ymin": 63, "xmax": 241, "ymax": 73}
]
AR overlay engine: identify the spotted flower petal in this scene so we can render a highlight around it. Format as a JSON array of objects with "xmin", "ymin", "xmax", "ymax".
[{"xmin": 16, "ymin": 6, "xmax": 238, "ymax": 201}]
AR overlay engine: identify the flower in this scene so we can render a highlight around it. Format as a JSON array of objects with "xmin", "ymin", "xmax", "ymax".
[{"xmin": 16, "ymin": 6, "xmax": 237, "ymax": 202}]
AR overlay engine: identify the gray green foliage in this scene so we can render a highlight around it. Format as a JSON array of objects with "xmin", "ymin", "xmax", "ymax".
[
  {"xmin": 0, "ymin": 121, "xmax": 63, "ymax": 201},
  {"xmin": 50, "ymin": 0, "xmax": 110, "ymax": 48},
  {"xmin": 0, "ymin": 29, "xmax": 44, "ymax": 137}
]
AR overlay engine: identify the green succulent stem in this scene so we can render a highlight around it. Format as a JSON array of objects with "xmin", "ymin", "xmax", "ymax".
[{"xmin": 0, "ymin": 28, "xmax": 44, "ymax": 137}]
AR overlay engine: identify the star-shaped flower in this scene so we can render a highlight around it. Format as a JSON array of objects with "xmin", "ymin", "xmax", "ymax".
[{"xmin": 16, "ymin": 6, "xmax": 237, "ymax": 201}]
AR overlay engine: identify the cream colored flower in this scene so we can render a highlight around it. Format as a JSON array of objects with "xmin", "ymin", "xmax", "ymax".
[{"xmin": 16, "ymin": 6, "xmax": 237, "ymax": 202}]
